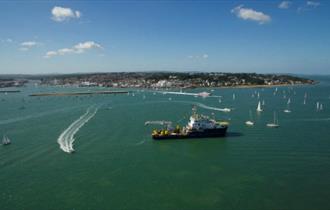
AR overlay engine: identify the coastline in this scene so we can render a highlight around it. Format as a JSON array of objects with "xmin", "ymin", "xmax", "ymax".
[{"xmin": 214, "ymin": 82, "xmax": 316, "ymax": 89}]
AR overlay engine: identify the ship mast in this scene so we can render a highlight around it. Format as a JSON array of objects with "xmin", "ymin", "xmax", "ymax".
[{"xmin": 192, "ymin": 105, "xmax": 197, "ymax": 118}]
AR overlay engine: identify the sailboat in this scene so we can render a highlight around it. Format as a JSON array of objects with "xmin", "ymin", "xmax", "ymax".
[
  {"xmin": 284, "ymin": 98, "xmax": 291, "ymax": 113},
  {"xmin": 316, "ymin": 102, "xmax": 320, "ymax": 111},
  {"xmin": 245, "ymin": 110, "xmax": 254, "ymax": 126},
  {"xmin": 232, "ymin": 93, "xmax": 236, "ymax": 100},
  {"xmin": 262, "ymin": 100, "xmax": 265, "ymax": 106},
  {"xmin": 320, "ymin": 103, "xmax": 324, "ymax": 111},
  {"xmin": 256, "ymin": 101, "xmax": 263, "ymax": 112},
  {"xmin": 2, "ymin": 135, "xmax": 11, "ymax": 146},
  {"xmin": 267, "ymin": 112, "xmax": 280, "ymax": 128}
]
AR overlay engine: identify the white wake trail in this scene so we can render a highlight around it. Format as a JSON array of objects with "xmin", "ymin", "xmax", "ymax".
[
  {"xmin": 57, "ymin": 106, "xmax": 98, "ymax": 153},
  {"xmin": 194, "ymin": 102, "xmax": 231, "ymax": 112}
]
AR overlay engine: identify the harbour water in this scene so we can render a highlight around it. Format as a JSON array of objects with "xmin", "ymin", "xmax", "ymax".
[{"xmin": 1, "ymin": 76, "xmax": 330, "ymax": 210}]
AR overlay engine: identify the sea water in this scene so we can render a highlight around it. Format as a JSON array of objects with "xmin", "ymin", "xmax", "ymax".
[{"xmin": 0, "ymin": 76, "xmax": 330, "ymax": 210}]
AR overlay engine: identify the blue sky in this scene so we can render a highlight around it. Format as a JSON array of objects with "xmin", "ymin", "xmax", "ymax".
[{"xmin": 0, "ymin": 0, "xmax": 329, "ymax": 74}]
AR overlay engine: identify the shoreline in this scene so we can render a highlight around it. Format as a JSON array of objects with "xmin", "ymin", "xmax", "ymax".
[{"xmin": 213, "ymin": 83, "xmax": 316, "ymax": 89}]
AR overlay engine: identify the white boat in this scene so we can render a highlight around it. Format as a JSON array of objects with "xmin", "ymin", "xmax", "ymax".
[
  {"xmin": 232, "ymin": 93, "xmax": 236, "ymax": 100},
  {"xmin": 267, "ymin": 112, "xmax": 280, "ymax": 128},
  {"xmin": 316, "ymin": 102, "xmax": 320, "ymax": 111},
  {"xmin": 284, "ymin": 98, "xmax": 291, "ymax": 113},
  {"xmin": 262, "ymin": 100, "xmax": 265, "ymax": 106},
  {"xmin": 245, "ymin": 110, "xmax": 254, "ymax": 126},
  {"xmin": 2, "ymin": 135, "xmax": 11, "ymax": 146},
  {"xmin": 245, "ymin": 121, "xmax": 254, "ymax": 126},
  {"xmin": 256, "ymin": 101, "xmax": 263, "ymax": 112},
  {"xmin": 320, "ymin": 103, "xmax": 323, "ymax": 111}
]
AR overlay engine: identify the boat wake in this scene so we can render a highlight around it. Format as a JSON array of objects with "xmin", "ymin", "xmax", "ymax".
[
  {"xmin": 194, "ymin": 102, "xmax": 231, "ymax": 112},
  {"xmin": 135, "ymin": 138, "xmax": 147, "ymax": 146},
  {"xmin": 57, "ymin": 106, "xmax": 98, "ymax": 153}
]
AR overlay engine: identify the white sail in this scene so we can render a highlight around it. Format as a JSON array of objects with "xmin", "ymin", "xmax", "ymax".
[
  {"xmin": 267, "ymin": 112, "xmax": 279, "ymax": 128},
  {"xmin": 257, "ymin": 101, "xmax": 262, "ymax": 112},
  {"xmin": 245, "ymin": 110, "xmax": 254, "ymax": 126},
  {"xmin": 287, "ymin": 98, "xmax": 291, "ymax": 105},
  {"xmin": 232, "ymin": 93, "xmax": 235, "ymax": 100},
  {"xmin": 262, "ymin": 100, "xmax": 265, "ymax": 106},
  {"xmin": 2, "ymin": 135, "xmax": 10, "ymax": 145},
  {"xmin": 316, "ymin": 102, "xmax": 320, "ymax": 111}
]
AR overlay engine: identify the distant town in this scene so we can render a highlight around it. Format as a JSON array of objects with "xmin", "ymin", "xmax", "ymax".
[{"xmin": 0, "ymin": 72, "xmax": 315, "ymax": 89}]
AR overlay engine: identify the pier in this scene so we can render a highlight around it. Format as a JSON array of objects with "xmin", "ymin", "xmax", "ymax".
[
  {"xmin": 0, "ymin": 90, "xmax": 21, "ymax": 93},
  {"xmin": 29, "ymin": 90, "xmax": 128, "ymax": 97}
]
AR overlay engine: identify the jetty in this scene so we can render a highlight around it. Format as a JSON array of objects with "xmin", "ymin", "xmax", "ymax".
[
  {"xmin": 0, "ymin": 90, "xmax": 21, "ymax": 93},
  {"xmin": 29, "ymin": 90, "xmax": 128, "ymax": 97}
]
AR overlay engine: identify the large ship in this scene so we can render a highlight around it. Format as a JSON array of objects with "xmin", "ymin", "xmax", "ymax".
[{"xmin": 145, "ymin": 106, "xmax": 229, "ymax": 140}]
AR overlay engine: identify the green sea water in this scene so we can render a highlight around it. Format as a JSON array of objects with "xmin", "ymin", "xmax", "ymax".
[{"xmin": 1, "ymin": 76, "xmax": 330, "ymax": 210}]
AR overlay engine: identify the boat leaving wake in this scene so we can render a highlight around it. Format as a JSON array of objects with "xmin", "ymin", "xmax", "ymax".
[
  {"xmin": 57, "ymin": 106, "xmax": 98, "ymax": 153},
  {"xmin": 194, "ymin": 102, "xmax": 231, "ymax": 112}
]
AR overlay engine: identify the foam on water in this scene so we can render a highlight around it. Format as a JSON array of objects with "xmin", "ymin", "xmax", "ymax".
[{"xmin": 57, "ymin": 106, "xmax": 98, "ymax": 153}]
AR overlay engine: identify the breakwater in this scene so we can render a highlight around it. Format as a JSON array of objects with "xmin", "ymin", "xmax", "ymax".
[{"xmin": 29, "ymin": 90, "xmax": 128, "ymax": 97}]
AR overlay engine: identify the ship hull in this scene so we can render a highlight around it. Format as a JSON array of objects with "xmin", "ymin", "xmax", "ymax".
[{"xmin": 152, "ymin": 127, "xmax": 228, "ymax": 140}]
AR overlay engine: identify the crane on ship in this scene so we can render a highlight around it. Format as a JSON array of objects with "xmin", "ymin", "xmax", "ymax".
[{"xmin": 144, "ymin": 121, "xmax": 173, "ymax": 129}]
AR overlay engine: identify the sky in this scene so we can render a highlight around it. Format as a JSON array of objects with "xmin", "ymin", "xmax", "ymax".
[{"xmin": 0, "ymin": 0, "xmax": 329, "ymax": 74}]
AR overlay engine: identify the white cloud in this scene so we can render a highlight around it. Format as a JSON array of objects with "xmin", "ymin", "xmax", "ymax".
[
  {"xmin": 231, "ymin": 5, "xmax": 271, "ymax": 24},
  {"xmin": 51, "ymin": 6, "xmax": 82, "ymax": 22},
  {"xmin": 20, "ymin": 41, "xmax": 40, "ymax": 51},
  {"xmin": 73, "ymin": 41, "xmax": 102, "ymax": 53},
  {"xmin": 58, "ymin": 48, "xmax": 75, "ymax": 55},
  {"xmin": 1, "ymin": 38, "xmax": 13, "ymax": 43},
  {"xmin": 44, "ymin": 41, "xmax": 103, "ymax": 58},
  {"xmin": 307, "ymin": 1, "xmax": 320, "ymax": 7},
  {"xmin": 21, "ymin": 41, "xmax": 37, "ymax": 47},
  {"xmin": 187, "ymin": 54, "xmax": 209, "ymax": 59},
  {"xmin": 298, "ymin": 1, "xmax": 320, "ymax": 12},
  {"xmin": 44, "ymin": 51, "xmax": 57, "ymax": 58},
  {"xmin": 278, "ymin": 1, "xmax": 291, "ymax": 9}
]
